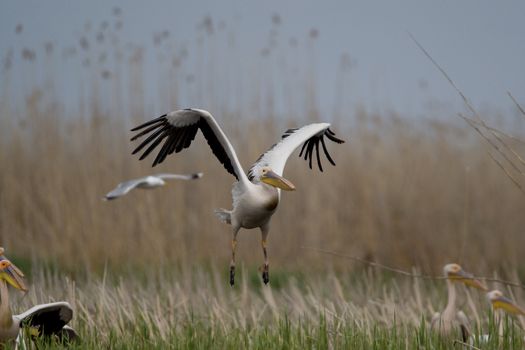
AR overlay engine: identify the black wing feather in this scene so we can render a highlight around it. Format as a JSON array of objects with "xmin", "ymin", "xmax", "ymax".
[
  {"xmin": 141, "ymin": 130, "xmax": 170, "ymax": 162},
  {"xmin": 320, "ymin": 136, "xmax": 336, "ymax": 166},
  {"xmin": 297, "ymin": 128, "xmax": 344, "ymax": 171},
  {"xmin": 314, "ymin": 141, "xmax": 323, "ymax": 171},
  {"xmin": 157, "ymin": 130, "xmax": 179, "ymax": 163},
  {"xmin": 198, "ymin": 118, "xmax": 238, "ymax": 179},
  {"xmin": 153, "ymin": 129, "xmax": 178, "ymax": 166},
  {"xmin": 132, "ymin": 125, "xmax": 169, "ymax": 155},
  {"xmin": 130, "ymin": 114, "xmax": 166, "ymax": 132},
  {"xmin": 305, "ymin": 139, "xmax": 315, "ymax": 168},
  {"xmin": 298, "ymin": 140, "xmax": 309, "ymax": 158},
  {"xmin": 131, "ymin": 114, "xmax": 238, "ymax": 179},
  {"xmin": 326, "ymin": 131, "xmax": 345, "ymax": 144},
  {"xmin": 130, "ymin": 122, "xmax": 165, "ymax": 141}
]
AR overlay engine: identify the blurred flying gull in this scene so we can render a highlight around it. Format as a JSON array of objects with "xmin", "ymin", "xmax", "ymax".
[{"xmin": 104, "ymin": 173, "xmax": 203, "ymax": 200}]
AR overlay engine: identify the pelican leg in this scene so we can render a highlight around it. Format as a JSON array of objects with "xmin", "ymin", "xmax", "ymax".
[
  {"xmin": 260, "ymin": 225, "xmax": 270, "ymax": 285},
  {"xmin": 230, "ymin": 226, "xmax": 240, "ymax": 286},
  {"xmin": 14, "ymin": 331, "xmax": 20, "ymax": 350}
]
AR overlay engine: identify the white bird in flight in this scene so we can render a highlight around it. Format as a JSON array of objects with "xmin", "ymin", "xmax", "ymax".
[
  {"xmin": 130, "ymin": 108, "xmax": 344, "ymax": 285},
  {"xmin": 104, "ymin": 173, "xmax": 203, "ymax": 200}
]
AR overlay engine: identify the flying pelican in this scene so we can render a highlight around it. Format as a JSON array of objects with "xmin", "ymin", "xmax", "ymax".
[
  {"xmin": 430, "ymin": 263, "xmax": 487, "ymax": 342},
  {"xmin": 486, "ymin": 290, "xmax": 525, "ymax": 339},
  {"xmin": 104, "ymin": 172, "xmax": 203, "ymax": 200},
  {"xmin": 130, "ymin": 108, "xmax": 344, "ymax": 285},
  {"xmin": 0, "ymin": 260, "xmax": 78, "ymax": 347}
]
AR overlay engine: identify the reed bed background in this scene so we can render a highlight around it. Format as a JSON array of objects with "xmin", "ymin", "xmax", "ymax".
[
  {"xmin": 1, "ymin": 8, "xmax": 525, "ymax": 348},
  {"xmin": 1, "ymin": 76, "xmax": 524, "ymax": 275}
]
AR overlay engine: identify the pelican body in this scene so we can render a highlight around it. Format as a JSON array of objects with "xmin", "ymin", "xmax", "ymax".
[
  {"xmin": 0, "ymin": 257, "xmax": 28, "ymax": 344},
  {"xmin": 431, "ymin": 263, "xmax": 487, "ymax": 342},
  {"xmin": 131, "ymin": 108, "xmax": 344, "ymax": 285}
]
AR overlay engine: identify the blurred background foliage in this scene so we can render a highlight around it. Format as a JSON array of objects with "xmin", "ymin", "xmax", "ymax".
[{"xmin": 1, "ymin": 7, "xmax": 524, "ymax": 281}]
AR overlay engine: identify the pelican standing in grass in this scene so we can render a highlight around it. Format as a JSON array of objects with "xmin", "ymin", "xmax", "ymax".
[
  {"xmin": 430, "ymin": 263, "xmax": 487, "ymax": 342},
  {"xmin": 103, "ymin": 172, "xmax": 203, "ymax": 200},
  {"xmin": 0, "ymin": 260, "xmax": 78, "ymax": 347},
  {"xmin": 130, "ymin": 108, "xmax": 344, "ymax": 285},
  {"xmin": 0, "ymin": 260, "xmax": 27, "ymax": 344},
  {"xmin": 486, "ymin": 290, "xmax": 525, "ymax": 338}
]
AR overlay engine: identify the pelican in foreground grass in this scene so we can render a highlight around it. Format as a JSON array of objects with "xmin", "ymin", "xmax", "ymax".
[
  {"xmin": 130, "ymin": 108, "xmax": 344, "ymax": 285},
  {"xmin": 104, "ymin": 172, "xmax": 203, "ymax": 200},
  {"xmin": 430, "ymin": 263, "xmax": 487, "ymax": 342},
  {"xmin": 0, "ymin": 260, "xmax": 27, "ymax": 344},
  {"xmin": 0, "ymin": 259, "xmax": 78, "ymax": 347},
  {"xmin": 486, "ymin": 290, "xmax": 525, "ymax": 339}
]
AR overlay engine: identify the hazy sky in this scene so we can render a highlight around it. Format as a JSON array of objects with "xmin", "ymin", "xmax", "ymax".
[{"xmin": 2, "ymin": 0, "xmax": 524, "ymax": 119}]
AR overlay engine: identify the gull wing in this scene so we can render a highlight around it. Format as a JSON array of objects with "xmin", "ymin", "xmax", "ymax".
[
  {"xmin": 155, "ymin": 172, "xmax": 203, "ymax": 180},
  {"xmin": 104, "ymin": 178, "xmax": 147, "ymax": 200}
]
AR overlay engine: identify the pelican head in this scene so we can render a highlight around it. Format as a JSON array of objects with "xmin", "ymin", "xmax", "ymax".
[
  {"xmin": 0, "ymin": 260, "xmax": 27, "ymax": 292},
  {"xmin": 487, "ymin": 290, "xmax": 525, "ymax": 316},
  {"xmin": 444, "ymin": 263, "xmax": 487, "ymax": 290},
  {"xmin": 259, "ymin": 167, "xmax": 295, "ymax": 191}
]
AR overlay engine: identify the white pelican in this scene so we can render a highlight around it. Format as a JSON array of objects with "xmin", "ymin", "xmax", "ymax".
[
  {"xmin": 130, "ymin": 108, "xmax": 344, "ymax": 285},
  {"xmin": 0, "ymin": 260, "xmax": 27, "ymax": 344},
  {"xmin": 430, "ymin": 263, "xmax": 487, "ymax": 342},
  {"xmin": 486, "ymin": 290, "xmax": 525, "ymax": 339},
  {"xmin": 0, "ymin": 260, "xmax": 78, "ymax": 347},
  {"xmin": 104, "ymin": 172, "xmax": 203, "ymax": 200}
]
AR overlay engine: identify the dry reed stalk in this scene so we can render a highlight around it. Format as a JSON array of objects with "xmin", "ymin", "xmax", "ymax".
[{"xmin": 410, "ymin": 33, "xmax": 525, "ymax": 193}]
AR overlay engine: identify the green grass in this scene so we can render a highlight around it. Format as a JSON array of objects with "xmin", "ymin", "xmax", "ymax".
[
  {"xmin": 5, "ymin": 266, "xmax": 524, "ymax": 349},
  {"xmin": 14, "ymin": 316, "xmax": 524, "ymax": 349}
]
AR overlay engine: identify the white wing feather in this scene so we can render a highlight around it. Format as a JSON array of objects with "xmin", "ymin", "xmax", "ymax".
[{"xmin": 250, "ymin": 123, "xmax": 337, "ymax": 177}]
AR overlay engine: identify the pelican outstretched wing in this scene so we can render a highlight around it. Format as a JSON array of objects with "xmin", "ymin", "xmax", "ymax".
[
  {"xmin": 131, "ymin": 109, "xmax": 249, "ymax": 185},
  {"xmin": 16, "ymin": 302, "xmax": 73, "ymax": 337},
  {"xmin": 248, "ymin": 123, "xmax": 344, "ymax": 179}
]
